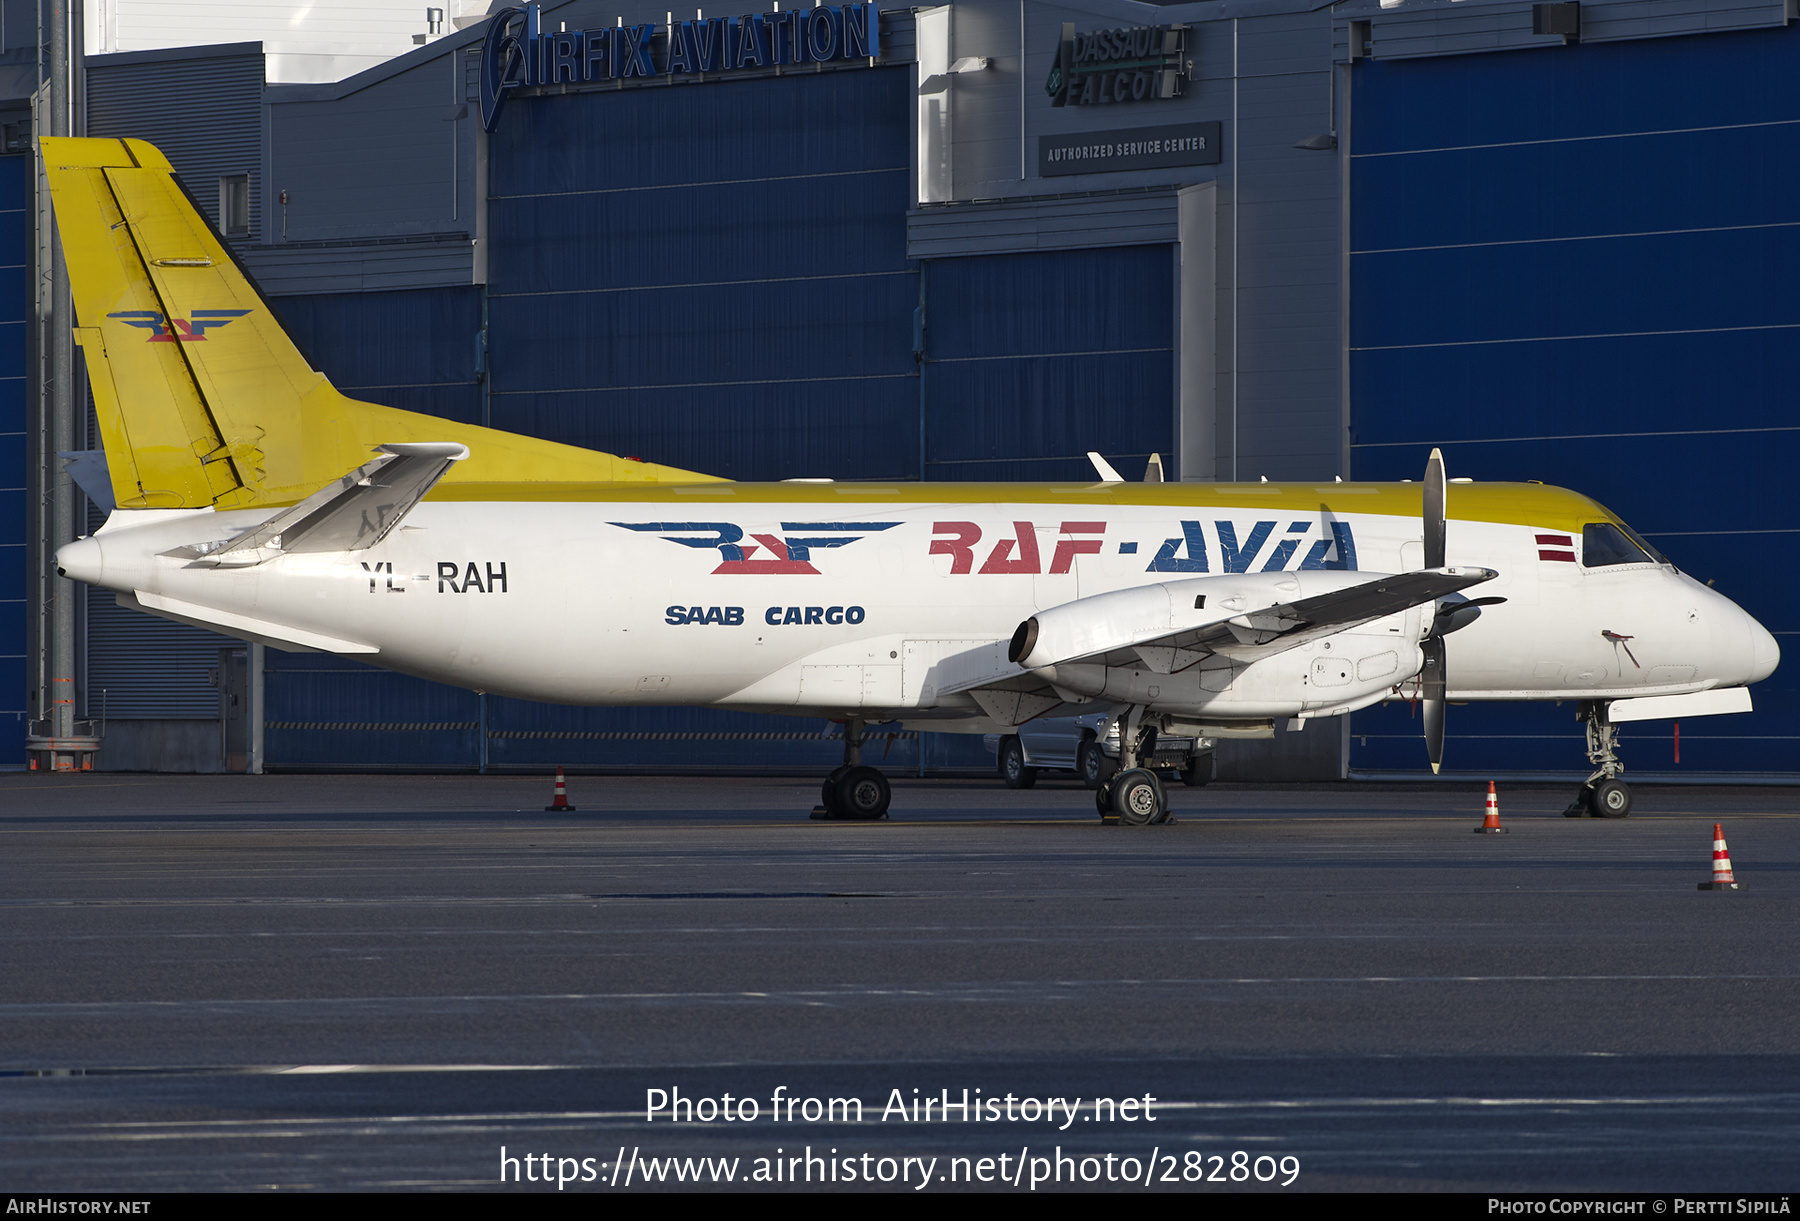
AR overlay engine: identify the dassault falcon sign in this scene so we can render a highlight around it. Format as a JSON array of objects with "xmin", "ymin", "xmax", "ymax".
[{"xmin": 1045, "ymin": 20, "xmax": 1189, "ymax": 107}]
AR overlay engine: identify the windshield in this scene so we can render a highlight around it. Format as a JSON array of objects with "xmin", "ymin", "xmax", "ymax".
[{"xmin": 1582, "ymin": 521, "xmax": 1667, "ymax": 568}]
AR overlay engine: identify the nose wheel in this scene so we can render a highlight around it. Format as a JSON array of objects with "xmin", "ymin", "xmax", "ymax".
[{"xmin": 1563, "ymin": 703, "xmax": 1633, "ymax": 818}]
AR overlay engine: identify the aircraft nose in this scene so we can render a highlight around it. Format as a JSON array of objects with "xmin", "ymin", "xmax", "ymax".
[
  {"xmin": 55, "ymin": 536, "xmax": 103, "ymax": 585},
  {"xmin": 1745, "ymin": 609, "xmax": 1780, "ymax": 683}
]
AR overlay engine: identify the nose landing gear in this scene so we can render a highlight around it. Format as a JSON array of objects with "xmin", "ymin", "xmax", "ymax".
[
  {"xmin": 1563, "ymin": 702, "xmax": 1633, "ymax": 818},
  {"xmin": 812, "ymin": 716, "xmax": 893, "ymax": 821}
]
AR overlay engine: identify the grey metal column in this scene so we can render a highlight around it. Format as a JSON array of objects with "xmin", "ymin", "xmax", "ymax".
[
  {"xmin": 26, "ymin": 0, "xmax": 95, "ymax": 770},
  {"xmin": 1176, "ymin": 181, "xmax": 1217, "ymax": 482},
  {"xmin": 47, "ymin": 0, "xmax": 75, "ymax": 745},
  {"xmin": 247, "ymin": 642, "xmax": 265, "ymax": 775}
]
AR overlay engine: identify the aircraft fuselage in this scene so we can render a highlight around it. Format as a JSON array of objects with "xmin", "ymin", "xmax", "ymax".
[{"xmin": 58, "ymin": 481, "xmax": 1778, "ymax": 728}]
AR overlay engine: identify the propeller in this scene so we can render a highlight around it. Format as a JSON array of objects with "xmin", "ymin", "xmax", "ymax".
[
  {"xmin": 1422, "ymin": 636, "xmax": 1446, "ymax": 774},
  {"xmin": 1423, "ymin": 447, "xmax": 1446, "ymax": 570},
  {"xmin": 1420, "ymin": 448, "xmax": 1448, "ymax": 773}
]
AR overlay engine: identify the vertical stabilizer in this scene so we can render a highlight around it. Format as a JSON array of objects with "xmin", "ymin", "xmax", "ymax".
[{"xmin": 43, "ymin": 137, "xmax": 720, "ymax": 509}]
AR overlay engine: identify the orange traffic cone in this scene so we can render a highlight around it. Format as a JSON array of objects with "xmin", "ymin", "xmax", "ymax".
[
  {"xmin": 1474, "ymin": 781, "xmax": 1507, "ymax": 834},
  {"xmin": 1697, "ymin": 822, "xmax": 1741, "ymax": 890},
  {"xmin": 545, "ymin": 765, "xmax": 576, "ymax": 812}
]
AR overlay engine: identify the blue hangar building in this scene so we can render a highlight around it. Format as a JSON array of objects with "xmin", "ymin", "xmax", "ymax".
[{"xmin": 3, "ymin": 0, "xmax": 1794, "ymax": 779}]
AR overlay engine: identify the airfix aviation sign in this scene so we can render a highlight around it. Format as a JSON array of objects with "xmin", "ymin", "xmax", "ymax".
[{"xmin": 480, "ymin": 1, "xmax": 884, "ymax": 130}]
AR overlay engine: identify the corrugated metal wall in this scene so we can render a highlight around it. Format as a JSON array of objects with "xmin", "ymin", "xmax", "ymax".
[
  {"xmin": 1345, "ymin": 24, "xmax": 1799, "ymax": 776},
  {"xmin": 485, "ymin": 67, "xmax": 918, "ymax": 481},
  {"xmin": 920, "ymin": 246, "xmax": 1175, "ymax": 482},
  {"xmin": 273, "ymin": 287, "xmax": 483, "ymax": 423},
  {"xmin": 0, "ymin": 153, "xmax": 25, "ymax": 763},
  {"xmin": 87, "ymin": 46, "xmax": 264, "ymax": 239}
]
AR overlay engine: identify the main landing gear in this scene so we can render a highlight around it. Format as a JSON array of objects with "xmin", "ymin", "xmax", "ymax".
[
  {"xmin": 812, "ymin": 716, "xmax": 892, "ymax": 821},
  {"xmin": 1563, "ymin": 701, "xmax": 1633, "ymax": 818},
  {"xmin": 1094, "ymin": 706, "xmax": 1175, "ymax": 827}
]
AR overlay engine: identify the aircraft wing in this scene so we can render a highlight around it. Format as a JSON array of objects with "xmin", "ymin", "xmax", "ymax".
[{"xmin": 1012, "ymin": 567, "xmax": 1499, "ymax": 674}]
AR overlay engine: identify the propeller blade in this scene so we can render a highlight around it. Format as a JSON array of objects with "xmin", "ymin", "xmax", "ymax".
[
  {"xmin": 1423, "ymin": 447, "xmax": 1446, "ymax": 571},
  {"xmin": 1422, "ymin": 636, "xmax": 1446, "ymax": 774}
]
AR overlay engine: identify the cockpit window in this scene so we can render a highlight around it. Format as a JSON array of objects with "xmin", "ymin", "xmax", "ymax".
[{"xmin": 1582, "ymin": 522, "xmax": 1665, "ymax": 568}]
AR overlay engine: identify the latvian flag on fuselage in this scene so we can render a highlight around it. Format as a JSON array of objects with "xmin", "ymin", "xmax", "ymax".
[{"xmin": 1537, "ymin": 533, "xmax": 1576, "ymax": 562}]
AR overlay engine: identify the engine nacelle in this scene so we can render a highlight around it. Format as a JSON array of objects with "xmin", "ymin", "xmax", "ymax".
[{"xmin": 1010, "ymin": 571, "xmax": 1431, "ymax": 719}]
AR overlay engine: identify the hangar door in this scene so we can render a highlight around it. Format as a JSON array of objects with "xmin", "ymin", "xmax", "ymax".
[{"xmin": 1345, "ymin": 26, "xmax": 1799, "ymax": 777}]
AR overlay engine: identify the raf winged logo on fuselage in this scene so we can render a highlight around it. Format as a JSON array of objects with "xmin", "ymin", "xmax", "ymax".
[{"xmin": 610, "ymin": 521, "xmax": 901, "ymax": 574}]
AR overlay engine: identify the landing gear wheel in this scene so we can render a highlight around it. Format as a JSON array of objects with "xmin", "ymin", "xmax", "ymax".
[
  {"xmin": 1095, "ymin": 780, "xmax": 1115, "ymax": 820},
  {"xmin": 999, "ymin": 737, "xmax": 1037, "ymax": 790},
  {"xmin": 1111, "ymin": 768, "xmax": 1165, "ymax": 826},
  {"xmin": 833, "ymin": 765, "xmax": 891, "ymax": 820},
  {"xmin": 1591, "ymin": 778, "xmax": 1632, "ymax": 818},
  {"xmin": 1179, "ymin": 754, "xmax": 1213, "ymax": 787},
  {"xmin": 1078, "ymin": 738, "xmax": 1115, "ymax": 790},
  {"xmin": 1562, "ymin": 786, "xmax": 1593, "ymax": 818}
]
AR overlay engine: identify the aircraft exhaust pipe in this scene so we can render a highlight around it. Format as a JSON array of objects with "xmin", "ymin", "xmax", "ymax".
[{"xmin": 1008, "ymin": 618, "xmax": 1040, "ymax": 665}]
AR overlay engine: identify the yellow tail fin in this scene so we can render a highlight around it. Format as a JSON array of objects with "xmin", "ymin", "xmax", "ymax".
[{"xmin": 44, "ymin": 136, "xmax": 720, "ymax": 509}]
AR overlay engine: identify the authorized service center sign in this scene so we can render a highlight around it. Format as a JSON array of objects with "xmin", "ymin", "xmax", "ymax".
[{"xmin": 1039, "ymin": 121, "xmax": 1222, "ymax": 177}]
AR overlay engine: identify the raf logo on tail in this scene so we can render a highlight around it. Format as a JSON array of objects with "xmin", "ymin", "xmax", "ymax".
[{"xmin": 108, "ymin": 309, "xmax": 252, "ymax": 341}]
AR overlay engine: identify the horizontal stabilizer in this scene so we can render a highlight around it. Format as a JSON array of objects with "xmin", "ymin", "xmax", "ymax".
[
  {"xmin": 174, "ymin": 443, "xmax": 467, "ymax": 566},
  {"xmin": 60, "ymin": 450, "xmax": 116, "ymax": 512}
]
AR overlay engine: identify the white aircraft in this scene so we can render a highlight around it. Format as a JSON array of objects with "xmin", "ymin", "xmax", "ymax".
[{"xmin": 45, "ymin": 137, "xmax": 1779, "ymax": 823}]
